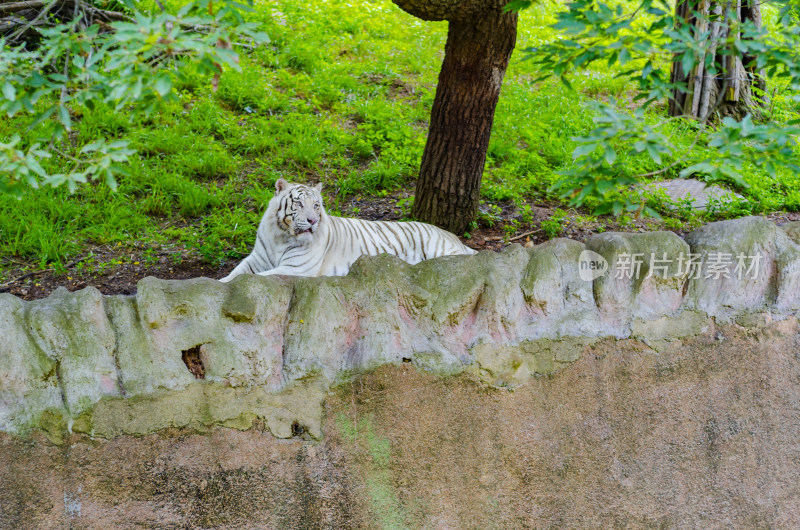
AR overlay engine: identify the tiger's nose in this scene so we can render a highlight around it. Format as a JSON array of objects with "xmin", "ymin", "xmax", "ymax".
[{"xmin": 308, "ymin": 217, "xmax": 317, "ymax": 225}]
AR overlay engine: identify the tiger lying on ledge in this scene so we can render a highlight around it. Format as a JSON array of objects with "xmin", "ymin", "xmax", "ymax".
[{"xmin": 220, "ymin": 178, "xmax": 477, "ymax": 281}]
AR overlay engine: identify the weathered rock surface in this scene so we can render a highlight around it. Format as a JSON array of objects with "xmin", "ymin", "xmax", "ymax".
[
  {"xmin": 637, "ymin": 178, "xmax": 745, "ymax": 210},
  {"xmin": 1, "ymin": 215, "xmax": 799, "ymax": 440},
  {"xmin": 781, "ymin": 220, "xmax": 800, "ymax": 245},
  {"xmin": 2, "ymin": 216, "xmax": 800, "ymax": 526},
  {"xmin": 689, "ymin": 217, "xmax": 800, "ymax": 318},
  {"xmin": 2, "ymin": 320, "xmax": 799, "ymax": 528},
  {"xmin": 586, "ymin": 231, "xmax": 690, "ymax": 334}
]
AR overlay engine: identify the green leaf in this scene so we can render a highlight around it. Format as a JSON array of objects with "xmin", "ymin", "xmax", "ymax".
[
  {"xmin": 596, "ymin": 179, "xmax": 613, "ymax": 195},
  {"xmin": 572, "ymin": 144, "xmax": 596, "ymax": 160},
  {"xmin": 27, "ymin": 107, "xmax": 57, "ymax": 130},
  {"xmin": 646, "ymin": 7, "xmax": 667, "ymax": 16},
  {"xmin": 646, "ymin": 145, "xmax": 662, "ymax": 165},
  {"xmin": 2, "ymin": 82, "xmax": 16, "ymax": 101},
  {"xmin": 604, "ymin": 147, "xmax": 617, "ymax": 165},
  {"xmin": 680, "ymin": 162, "xmax": 715, "ymax": 178},
  {"xmin": 681, "ymin": 52, "xmax": 695, "ymax": 75},
  {"xmin": 154, "ymin": 74, "xmax": 172, "ymax": 97},
  {"xmin": 244, "ymin": 31, "xmax": 270, "ymax": 43},
  {"xmin": 80, "ymin": 140, "xmax": 103, "ymax": 153},
  {"xmin": 58, "ymin": 106, "xmax": 72, "ymax": 131}
]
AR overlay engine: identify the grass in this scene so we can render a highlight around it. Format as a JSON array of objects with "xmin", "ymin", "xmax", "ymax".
[{"xmin": 1, "ymin": 0, "xmax": 798, "ymax": 281}]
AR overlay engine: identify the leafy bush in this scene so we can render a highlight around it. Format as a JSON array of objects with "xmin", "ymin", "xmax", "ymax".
[
  {"xmin": 0, "ymin": 0, "xmax": 268, "ymax": 194},
  {"xmin": 512, "ymin": 0, "xmax": 800, "ymax": 216}
]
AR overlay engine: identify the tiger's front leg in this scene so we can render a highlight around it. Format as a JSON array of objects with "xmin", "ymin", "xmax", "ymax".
[
  {"xmin": 219, "ymin": 258, "xmax": 259, "ymax": 283},
  {"xmin": 254, "ymin": 265, "xmax": 313, "ymax": 277},
  {"xmin": 220, "ymin": 264, "xmax": 315, "ymax": 283}
]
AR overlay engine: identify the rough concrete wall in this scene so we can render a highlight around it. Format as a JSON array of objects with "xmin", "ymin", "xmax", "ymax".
[
  {"xmin": 1, "ymin": 321, "xmax": 799, "ymax": 527},
  {"xmin": 328, "ymin": 323, "xmax": 800, "ymax": 528},
  {"xmin": 1, "ymin": 216, "xmax": 799, "ymax": 442}
]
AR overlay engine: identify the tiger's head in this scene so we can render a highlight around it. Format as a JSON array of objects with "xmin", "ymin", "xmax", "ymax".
[{"xmin": 271, "ymin": 178, "xmax": 325, "ymax": 240}]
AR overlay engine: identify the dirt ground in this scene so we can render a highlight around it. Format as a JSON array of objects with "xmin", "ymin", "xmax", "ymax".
[{"xmin": 2, "ymin": 198, "xmax": 799, "ymax": 302}]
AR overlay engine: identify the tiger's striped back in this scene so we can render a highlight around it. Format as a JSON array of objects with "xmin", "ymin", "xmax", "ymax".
[{"xmin": 319, "ymin": 216, "xmax": 473, "ymax": 276}]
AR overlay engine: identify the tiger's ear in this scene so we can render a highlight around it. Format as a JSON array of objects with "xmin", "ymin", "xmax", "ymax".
[
  {"xmin": 314, "ymin": 182, "xmax": 323, "ymax": 193},
  {"xmin": 275, "ymin": 178, "xmax": 289, "ymax": 193}
]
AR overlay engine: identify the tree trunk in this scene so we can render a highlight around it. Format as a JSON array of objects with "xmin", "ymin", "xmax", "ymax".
[
  {"xmin": 410, "ymin": 10, "xmax": 517, "ymax": 234},
  {"xmin": 669, "ymin": 0, "xmax": 767, "ymax": 120},
  {"xmin": 391, "ymin": 0, "xmax": 517, "ymax": 234}
]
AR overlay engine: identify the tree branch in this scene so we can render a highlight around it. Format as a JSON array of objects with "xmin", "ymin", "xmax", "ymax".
[
  {"xmin": 391, "ymin": 0, "xmax": 507, "ymax": 22},
  {"xmin": 0, "ymin": 0, "xmax": 131, "ymax": 22},
  {"xmin": 8, "ymin": 0, "xmax": 57, "ymax": 41},
  {"xmin": 0, "ymin": 1, "xmax": 47, "ymax": 15}
]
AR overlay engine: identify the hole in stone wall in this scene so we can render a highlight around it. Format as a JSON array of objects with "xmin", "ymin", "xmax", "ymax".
[
  {"xmin": 402, "ymin": 357, "xmax": 412, "ymax": 363},
  {"xmin": 291, "ymin": 422, "xmax": 305, "ymax": 437},
  {"xmin": 182, "ymin": 345, "xmax": 206, "ymax": 379}
]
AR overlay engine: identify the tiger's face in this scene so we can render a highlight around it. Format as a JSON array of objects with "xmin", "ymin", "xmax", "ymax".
[{"xmin": 273, "ymin": 178, "xmax": 324, "ymax": 239}]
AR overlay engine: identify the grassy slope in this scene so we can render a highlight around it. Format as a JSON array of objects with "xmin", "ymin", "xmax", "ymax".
[{"xmin": 1, "ymin": 0, "xmax": 798, "ymax": 281}]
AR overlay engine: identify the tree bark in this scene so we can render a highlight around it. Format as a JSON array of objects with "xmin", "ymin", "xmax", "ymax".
[
  {"xmin": 399, "ymin": 4, "xmax": 517, "ymax": 234},
  {"xmin": 669, "ymin": 0, "xmax": 766, "ymax": 120},
  {"xmin": 391, "ymin": 0, "xmax": 486, "ymax": 22}
]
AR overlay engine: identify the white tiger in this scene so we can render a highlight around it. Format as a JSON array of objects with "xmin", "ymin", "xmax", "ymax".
[{"xmin": 220, "ymin": 178, "xmax": 476, "ymax": 281}]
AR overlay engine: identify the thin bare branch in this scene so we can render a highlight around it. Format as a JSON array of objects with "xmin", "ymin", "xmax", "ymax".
[{"xmin": 0, "ymin": 1, "xmax": 47, "ymax": 15}]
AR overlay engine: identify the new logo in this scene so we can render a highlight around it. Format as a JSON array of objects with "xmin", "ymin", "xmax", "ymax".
[{"xmin": 578, "ymin": 250, "xmax": 608, "ymax": 281}]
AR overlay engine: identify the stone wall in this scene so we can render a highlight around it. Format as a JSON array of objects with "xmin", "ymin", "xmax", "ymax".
[
  {"xmin": 1, "ymin": 216, "xmax": 800, "ymax": 526},
  {"xmin": 1, "ymin": 216, "xmax": 799, "ymax": 441}
]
